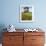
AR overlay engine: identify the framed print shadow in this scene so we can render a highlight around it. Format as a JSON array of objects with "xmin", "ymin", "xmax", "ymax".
[{"xmin": 20, "ymin": 5, "xmax": 35, "ymax": 22}]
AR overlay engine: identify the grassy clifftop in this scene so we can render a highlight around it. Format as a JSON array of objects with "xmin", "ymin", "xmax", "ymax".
[{"xmin": 22, "ymin": 12, "xmax": 32, "ymax": 20}]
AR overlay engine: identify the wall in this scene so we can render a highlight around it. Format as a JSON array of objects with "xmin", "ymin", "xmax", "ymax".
[{"xmin": 0, "ymin": 0, "xmax": 46, "ymax": 29}]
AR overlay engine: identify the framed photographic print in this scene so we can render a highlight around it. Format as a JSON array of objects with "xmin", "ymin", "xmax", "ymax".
[{"xmin": 20, "ymin": 5, "xmax": 34, "ymax": 22}]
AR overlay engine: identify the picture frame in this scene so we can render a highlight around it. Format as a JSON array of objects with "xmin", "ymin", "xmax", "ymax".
[{"xmin": 20, "ymin": 5, "xmax": 34, "ymax": 22}]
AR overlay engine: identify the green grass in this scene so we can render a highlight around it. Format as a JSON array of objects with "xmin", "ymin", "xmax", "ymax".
[{"xmin": 22, "ymin": 12, "xmax": 32, "ymax": 20}]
